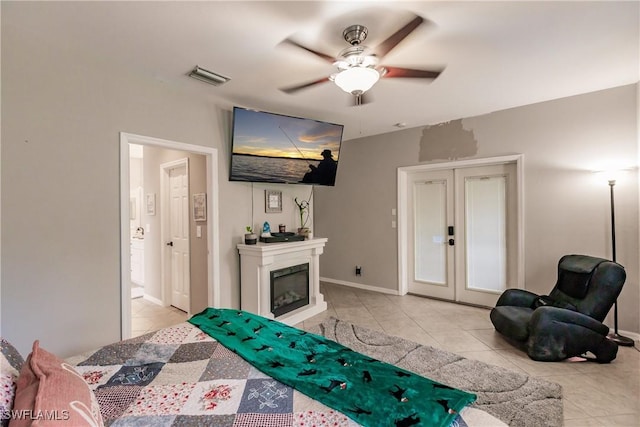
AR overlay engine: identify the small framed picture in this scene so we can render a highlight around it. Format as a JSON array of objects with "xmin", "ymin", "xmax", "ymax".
[
  {"xmin": 193, "ymin": 193, "xmax": 207, "ymax": 221},
  {"xmin": 265, "ymin": 190, "xmax": 282, "ymax": 213},
  {"xmin": 145, "ymin": 193, "xmax": 156, "ymax": 216}
]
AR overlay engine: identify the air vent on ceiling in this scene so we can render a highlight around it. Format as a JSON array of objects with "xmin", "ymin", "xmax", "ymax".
[{"xmin": 188, "ymin": 66, "xmax": 231, "ymax": 86}]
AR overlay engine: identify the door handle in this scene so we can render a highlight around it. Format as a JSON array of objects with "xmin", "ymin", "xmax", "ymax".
[
  {"xmin": 448, "ymin": 239, "xmax": 455, "ymax": 246},
  {"xmin": 166, "ymin": 241, "xmax": 174, "ymax": 247}
]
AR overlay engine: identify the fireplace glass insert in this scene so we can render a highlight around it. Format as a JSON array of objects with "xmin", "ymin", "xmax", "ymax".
[{"xmin": 270, "ymin": 263, "xmax": 310, "ymax": 317}]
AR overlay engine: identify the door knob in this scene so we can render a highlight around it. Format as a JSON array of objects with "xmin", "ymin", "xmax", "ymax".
[
  {"xmin": 448, "ymin": 239, "xmax": 455, "ymax": 246},
  {"xmin": 166, "ymin": 241, "xmax": 174, "ymax": 247}
]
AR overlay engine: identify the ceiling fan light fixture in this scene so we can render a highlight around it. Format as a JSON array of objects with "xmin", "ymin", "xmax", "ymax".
[{"xmin": 333, "ymin": 66, "xmax": 380, "ymax": 95}]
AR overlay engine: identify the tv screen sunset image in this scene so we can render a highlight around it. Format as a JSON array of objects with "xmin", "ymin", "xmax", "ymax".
[{"xmin": 230, "ymin": 107, "xmax": 343, "ymax": 185}]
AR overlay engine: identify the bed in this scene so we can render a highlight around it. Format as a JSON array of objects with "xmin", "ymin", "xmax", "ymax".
[{"xmin": 2, "ymin": 308, "xmax": 509, "ymax": 427}]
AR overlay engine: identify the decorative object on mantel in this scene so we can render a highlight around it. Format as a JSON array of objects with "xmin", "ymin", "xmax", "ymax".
[
  {"xmin": 244, "ymin": 226, "xmax": 257, "ymax": 245},
  {"xmin": 261, "ymin": 221, "xmax": 272, "ymax": 238},
  {"xmin": 298, "ymin": 228, "xmax": 311, "ymax": 239},
  {"xmin": 294, "ymin": 196, "xmax": 311, "ymax": 238},
  {"xmin": 260, "ymin": 232, "xmax": 305, "ymax": 243}
]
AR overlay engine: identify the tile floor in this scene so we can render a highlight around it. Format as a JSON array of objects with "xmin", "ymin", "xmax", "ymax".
[
  {"xmin": 132, "ymin": 282, "xmax": 640, "ymax": 426},
  {"xmin": 131, "ymin": 297, "xmax": 188, "ymax": 337}
]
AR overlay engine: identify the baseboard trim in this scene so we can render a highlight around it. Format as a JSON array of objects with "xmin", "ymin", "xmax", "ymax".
[
  {"xmin": 143, "ymin": 294, "xmax": 164, "ymax": 306},
  {"xmin": 320, "ymin": 277, "xmax": 400, "ymax": 296},
  {"xmin": 131, "ymin": 287, "xmax": 144, "ymax": 299},
  {"xmin": 609, "ymin": 328, "xmax": 640, "ymax": 343}
]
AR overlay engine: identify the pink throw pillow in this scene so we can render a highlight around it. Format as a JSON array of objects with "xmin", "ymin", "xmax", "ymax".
[{"xmin": 10, "ymin": 341, "xmax": 103, "ymax": 426}]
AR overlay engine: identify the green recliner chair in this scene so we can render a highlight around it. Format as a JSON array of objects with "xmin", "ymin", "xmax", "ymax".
[{"xmin": 490, "ymin": 254, "xmax": 625, "ymax": 363}]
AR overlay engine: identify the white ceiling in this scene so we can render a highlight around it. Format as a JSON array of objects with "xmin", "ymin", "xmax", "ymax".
[{"xmin": 6, "ymin": 1, "xmax": 639, "ymax": 141}]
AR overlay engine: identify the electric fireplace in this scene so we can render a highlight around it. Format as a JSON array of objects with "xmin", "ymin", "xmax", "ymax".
[
  {"xmin": 238, "ymin": 238, "xmax": 327, "ymax": 325},
  {"xmin": 270, "ymin": 263, "xmax": 310, "ymax": 317}
]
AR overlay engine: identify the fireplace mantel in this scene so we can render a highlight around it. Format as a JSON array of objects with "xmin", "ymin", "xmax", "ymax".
[{"xmin": 237, "ymin": 238, "xmax": 328, "ymax": 325}]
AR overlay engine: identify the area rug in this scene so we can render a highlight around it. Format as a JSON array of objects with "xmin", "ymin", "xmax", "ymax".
[{"xmin": 308, "ymin": 318, "xmax": 563, "ymax": 427}]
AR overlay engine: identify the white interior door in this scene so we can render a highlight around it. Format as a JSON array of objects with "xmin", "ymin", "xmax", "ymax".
[
  {"xmin": 407, "ymin": 162, "xmax": 517, "ymax": 307},
  {"xmin": 166, "ymin": 161, "xmax": 190, "ymax": 312}
]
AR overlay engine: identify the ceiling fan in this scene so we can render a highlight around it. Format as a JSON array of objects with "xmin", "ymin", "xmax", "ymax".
[{"xmin": 280, "ymin": 14, "xmax": 443, "ymax": 105}]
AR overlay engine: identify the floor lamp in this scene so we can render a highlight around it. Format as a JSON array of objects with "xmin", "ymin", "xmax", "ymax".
[{"xmin": 606, "ymin": 179, "xmax": 634, "ymax": 346}]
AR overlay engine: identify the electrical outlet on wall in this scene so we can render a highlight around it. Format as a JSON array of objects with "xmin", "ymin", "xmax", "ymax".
[{"xmin": 355, "ymin": 266, "xmax": 362, "ymax": 276}]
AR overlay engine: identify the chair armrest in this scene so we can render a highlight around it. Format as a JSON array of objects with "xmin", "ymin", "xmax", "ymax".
[
  {"xmin": 530, "ymin": 306, "xmax": 610, "ymax": 336},
  {"xmin": 495, "ymin": 289, "xmax": 539, "ymax": 308}
]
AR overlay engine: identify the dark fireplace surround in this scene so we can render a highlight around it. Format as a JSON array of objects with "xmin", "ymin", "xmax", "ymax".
[{"xmin": 270, "ymin": 263, "xmax": 310, "ymax": 317}]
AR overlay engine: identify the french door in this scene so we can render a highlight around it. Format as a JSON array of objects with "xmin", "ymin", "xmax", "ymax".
[{"xmin": 406, "ymin": 162, "xmax": 518, "ymax": 307}]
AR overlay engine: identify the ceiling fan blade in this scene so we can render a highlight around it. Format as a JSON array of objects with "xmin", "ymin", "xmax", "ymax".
[
  {"xmin": 382, "ymin": 66, "xmax": 442, "ymax": 79},
  {"xmin": 373, "ymin": 15, "xmax": 425, "ymax": 58},
  {"xmin": 281, "ymin": 38, "xmax": 335, "ymax": 64},
  {"xmin": 280, "ymin": 77, "xmax": 331, "ymax": 94}
]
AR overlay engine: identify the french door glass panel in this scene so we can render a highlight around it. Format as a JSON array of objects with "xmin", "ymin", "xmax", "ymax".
[
  {"xmin": 406, "ymin": 162, "xmax": 517, "ymax": 307},
  {"xmin": 414, "ymin": 180, "xmax": 447, "ymax": 285},
  {"xmin": 464, "ymin": 176, "xmax": 507, "ymax": 292}
]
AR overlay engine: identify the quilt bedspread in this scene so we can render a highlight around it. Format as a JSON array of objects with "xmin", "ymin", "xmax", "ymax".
[
  {"xmin": 67, "ymin": 322, "xmax": 363, "ymax": 426},
  {"xmin": 66, "ymin": 322, "xmax": 501, "ymax": 426}
]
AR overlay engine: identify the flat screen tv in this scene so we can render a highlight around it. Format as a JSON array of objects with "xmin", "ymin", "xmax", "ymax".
[{"xmin": 230, "ymin": 107, "xmax": 344, "ymax": 186}]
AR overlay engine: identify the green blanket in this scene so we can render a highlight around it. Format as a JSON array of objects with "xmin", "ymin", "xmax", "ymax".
[{"xmin": 189, "ymin": 308, "xmax": 476, "ymax": 427}]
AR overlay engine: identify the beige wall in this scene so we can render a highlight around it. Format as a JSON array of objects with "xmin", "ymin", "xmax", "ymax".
[
  {"xmin": 0, "ymin": 15, "xmax": 321, "ymax": 356},
  {"xmin": 316, "ymin": 84, "xmax": 639, "ymax": 334},
  {"xmin": 0, "ymin": 10, "xmax": 250, "ymax": 356}
]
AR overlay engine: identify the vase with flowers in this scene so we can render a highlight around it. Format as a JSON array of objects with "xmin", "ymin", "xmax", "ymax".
[{"xmin": 294, "ymin": 197, "xmax": 311, "ymax": 239}]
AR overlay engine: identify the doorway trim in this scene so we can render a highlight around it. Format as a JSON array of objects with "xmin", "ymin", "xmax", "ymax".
[
  {"xmin": 397, "ymin": 154, "xmax": 525, "ymax": 296},
  {"xmin": 119, "ymin": 132, "xmax": 221, "ymax": 340}
]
